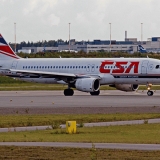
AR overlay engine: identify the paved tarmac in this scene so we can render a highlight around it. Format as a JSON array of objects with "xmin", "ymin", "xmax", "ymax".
[
  {"xmin": 0, "ymin": 90, "xmax": 160, "ymax": 151},
  {"xmin": 0, "ymin": 142, "xmax": 160, "ymax": 150},
  {"xmin": 0, "ymin": 90, "xmax": 159, "ymax": 108}
]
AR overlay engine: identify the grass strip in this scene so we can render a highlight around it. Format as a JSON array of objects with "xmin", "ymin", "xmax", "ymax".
[
  {"xmin": 0, "ymin": 84, "xmax": 160, "ymax": 91},
  {"xmin": 0, "ymin": 76, "xmax": 160, "ymax": 90},
  {"xmin": 0, "ymin": 76, "xmax": 160, "ymax": 91},
  {"xmin": 0, "ymin": 146, "xmax": 160, "ymax": 160},
  {"xmin": 0, "ymin": 124, "xmax": 160, "ymax": 143},
  {"xmin": 0, "ymin": 113, "xmax": 160, "ymax": 128}
]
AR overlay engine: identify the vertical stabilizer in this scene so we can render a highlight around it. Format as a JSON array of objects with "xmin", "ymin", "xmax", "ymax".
[{"xmin": 0, "ymin": 34, "xmax": 20, "ymax": 59}]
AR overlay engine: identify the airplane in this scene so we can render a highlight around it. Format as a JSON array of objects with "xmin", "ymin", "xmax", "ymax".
[
  {"xmin": 138, "ymin": 45, "xmax": 160, "ymax": 53},
  {"xmin": 138, "ymin": 45, "xmax": 148, "ymax": 53},
  {"xmin": 0, "ymin": 33, "xmax": 160, "ymax": 96}
]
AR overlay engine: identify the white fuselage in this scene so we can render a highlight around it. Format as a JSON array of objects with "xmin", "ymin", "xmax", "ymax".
[{"xmin": 1, "ymin": 57, "xmax": 160, "ymax": 85}]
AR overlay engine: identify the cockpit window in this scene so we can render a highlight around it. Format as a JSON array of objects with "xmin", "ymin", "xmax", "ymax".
[{"xmin": 156, "ymin": 65, "xmax": 160, "ymax": 69}]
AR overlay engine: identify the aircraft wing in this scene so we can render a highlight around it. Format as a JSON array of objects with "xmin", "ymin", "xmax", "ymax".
[{"xmin": 10, "ymin": 69, "xmax": 77, "ymax": 78}]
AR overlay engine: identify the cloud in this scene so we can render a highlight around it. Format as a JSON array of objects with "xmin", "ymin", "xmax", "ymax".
[
  {"xmin": 23, "ymin": 0, "xmax": 58, "ymax": 16},
  {"xmin": 45, "ymin": 14, "xmax": 60, "ymax": 26},
  {"xmin": 0, "ymin": 17, "xmax": 7, "ymax": 25},
  {"xmin": 1, "ymin": 0, "xmax": 160, "ymax": 42}
]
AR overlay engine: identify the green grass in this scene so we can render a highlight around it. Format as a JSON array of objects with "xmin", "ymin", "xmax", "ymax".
[
  {"xmin": 1, "ymin": 146, "xmax": 160, "ymax": 160},
  {"xmin": 0, "ymin": 76, "xmax": 160, "ymax": 90},
  {"xmin": 0, "ymin": 113, "xmax": 160, "ymax": 128},
  {"xmin": 1, "ymin": 84, "xmax": 160, "ymax": 91},
  {"xmin": 0, "ymin": 83, "xmax": 67, "ymax": 91},
  {"xmin": 0, "ymin": 124, "xmax": 160, "ymax": 143}
]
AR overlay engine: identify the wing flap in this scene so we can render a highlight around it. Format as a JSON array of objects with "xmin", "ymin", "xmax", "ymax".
[{"xmin": 10, "ymin": 69, "xmax": 76, "ymax": 78}]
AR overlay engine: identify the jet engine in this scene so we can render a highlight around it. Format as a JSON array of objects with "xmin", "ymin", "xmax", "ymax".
[
  {"xmin": 111, "ymin": 84, "xmax": 139, "ymax": 92},
  {"xmin": 75, "ymin": 78, "xmax": 100, "ymax": 92}
]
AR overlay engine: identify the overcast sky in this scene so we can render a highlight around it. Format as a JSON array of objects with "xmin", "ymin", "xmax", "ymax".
[{"xmin": 0, "ymin": 0, "xmax": 159, "ymax": 43}]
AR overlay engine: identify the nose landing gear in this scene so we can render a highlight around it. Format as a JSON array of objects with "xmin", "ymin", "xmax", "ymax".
[{"xmin": 147, "ymin": 84, "xmax": 154, "ymax": 96}]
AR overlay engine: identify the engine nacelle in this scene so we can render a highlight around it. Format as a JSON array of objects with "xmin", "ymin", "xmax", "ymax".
[
  {"xmin": 113, "ymin": 84, "xmax": 139, "ymax": 92},
  {"xmin": 75, "ymin": 78, "xmax": 100, "ymax": 92}
]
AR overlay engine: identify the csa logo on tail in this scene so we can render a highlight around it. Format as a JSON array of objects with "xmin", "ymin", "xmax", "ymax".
[{"xmin": 0, "ymin": 34, "xmax": 20, "ymax": 59}]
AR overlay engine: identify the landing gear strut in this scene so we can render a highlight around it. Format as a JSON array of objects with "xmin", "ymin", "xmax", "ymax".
[
  {"xmin": 147, "ymin": 84, "xmax": 154, "ymax": 96},
  {"xmin": 90, "ymin": 90, "xmax": 100, "ymax": 96},
  {"xmin": 64, "ymin": 88, "xmax": 74, "ymax": 96}
]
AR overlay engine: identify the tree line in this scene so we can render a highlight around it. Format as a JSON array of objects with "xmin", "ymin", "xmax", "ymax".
[
  {"xmin": 9, "ymin": 39, "xmax": 69, "ymax": 51},
  {"xmin": 17, "ymin": 51, "xmax": 160, "ymax": 59}
]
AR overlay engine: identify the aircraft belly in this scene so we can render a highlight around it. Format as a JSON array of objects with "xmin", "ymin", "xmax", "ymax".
[
  {"xmin": 115, "ymin": 78, "xmax": 160, "ymax": 84},
  {"xmin": 19, "ymin": 78, "xmax": 58, "ymax": 84}
]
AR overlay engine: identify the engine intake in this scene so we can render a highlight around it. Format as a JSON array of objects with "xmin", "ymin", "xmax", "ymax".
[{"xmin": 75, "ymin": 78, "xmax": 100, "ymax": 92}]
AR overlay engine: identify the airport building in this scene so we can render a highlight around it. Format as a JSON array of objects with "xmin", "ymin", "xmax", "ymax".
[
  {"xmin": 21, "ymin": 47, "xmax": 58, "ymax": 54},
  {"xmin": 20, "ymin": 32, "xmax": 160, "ymax": 53}
]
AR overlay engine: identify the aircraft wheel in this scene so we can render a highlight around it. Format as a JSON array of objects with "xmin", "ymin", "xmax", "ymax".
[
  {"xmin": 64, "ymin": 89, "xmax": 74, "ymax": 96},
  {"xmin": 147, "ymin": 90, "xmax": 153, "ymax": 96},
  {"xmin": 90, "ymin": 90, "xmax": 100, "ymax": 96}
]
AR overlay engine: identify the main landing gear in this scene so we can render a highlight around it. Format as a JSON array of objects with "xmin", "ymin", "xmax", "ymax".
[
  {"xmin": 90, "ymin": 90, "xmax": 100, "ymax": 96},
  {"xmin": 63, "ymin": 88, "xmax": 100, "ymax": 96},
  {"xmin": 64, "ymin": 88, "xmax": 74, "ymax": 96},
  {"xmin": 147, "ymin": 84, "xmax": 154, "ymax": 96}
]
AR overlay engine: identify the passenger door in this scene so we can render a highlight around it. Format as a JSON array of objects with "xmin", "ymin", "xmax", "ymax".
[{"xmin": 141, "ymin": 60, "xmax": 148, "ymax": 74}]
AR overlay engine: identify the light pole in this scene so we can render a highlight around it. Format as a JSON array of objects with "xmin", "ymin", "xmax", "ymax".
[
  {"xmin": 69, "ymin": 23, "xmax": 70, "ymax": 52},
  {"xmin": 141, "ymin": 23, "xmax": 143, "ymax": 43},
  {"xmin": 14, "ymin": 22, "xmax": 16, "ymax": 53},
  {"xmin": 109, "ymin": 23, "xmax": 111, "ymax": 52}
]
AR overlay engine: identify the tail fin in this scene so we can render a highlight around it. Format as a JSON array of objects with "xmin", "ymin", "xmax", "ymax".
[
  {"xmin": 138, "ymin": 45, "xmax": 144, "ymax": 50},
  {"xmin": 0, "ymin": 34, "xmax": 20, "ymax": 59},
  {"xmin": 138, "ymin": 45, "xmax": 147, "ymax": 53}
]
